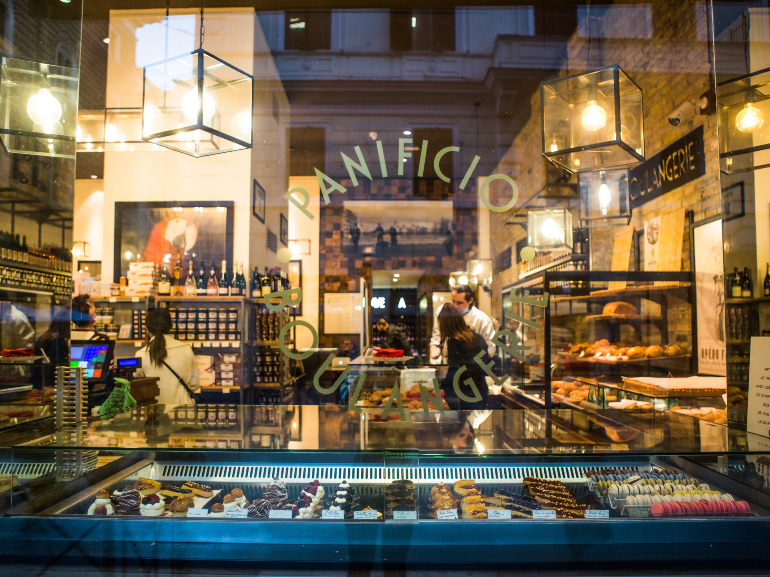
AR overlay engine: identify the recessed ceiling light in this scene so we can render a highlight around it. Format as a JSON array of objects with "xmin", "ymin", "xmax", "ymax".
[
  {"xmin": 394, "ymin": 273, "xmax": 400, "ymax": 277},
  {"xmin": 103, "ymin": 38, "xmax": 110, "ymax": 44},
  {"xmin": 90, "ymin": 175, "xmax": 97, "ymax": 179},
  {"xmin": 403, "ymin": 130, "xmax": 411, "ymax": 135}
]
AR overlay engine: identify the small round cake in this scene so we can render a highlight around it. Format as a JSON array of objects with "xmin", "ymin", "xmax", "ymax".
[
  {"xmin": 139, "ymin": 493, "xmax": 165, "ymax": 516},
  {"xmin": 208, "ymin": 503, "xmax": 226, "ymax": 518}
]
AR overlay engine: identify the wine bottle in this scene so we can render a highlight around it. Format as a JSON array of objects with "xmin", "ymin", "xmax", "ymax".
[
  {"xmin": 731, "ymin": 267, "xmax": 742, "ymax": 298},
  {"xmin": 764, "ymin": 263, "xmax": 770, "ymax": 298},
  {"xmin": 261, "ymin": 266, "xmax": 272, "ymax": 296},
  {"xmin": 172, "ymin": 255, "xmax": 183, "ymax": 297},
  {"xmin": 21, "ymin": 236, "xmax": 27, "ymax": 264},
  {"xmin": 230, "ymin": 260, "xmax": 241, "ymax": 296},
  {"xmin": 184, "ymin": 261, "xmax": 196, "ymax": 297},
  {"xmin": 158, "ymin": 264, "xmax": 171, "ymax": 296},
  {"xmin": 238, "ymin": 262, "xmax": 246, "ymax": 296},
  {"xmin": 207, "ymin": 260, "xmax": 219, "ymax": 296},
  {"xmin": 251, "ymin": 267, "xmax": 262, "ymax": 298},
  {"xmin": 196, "ymin": 262, "xmax": 207, "ymax": 296},
  {"xmin": 219, "ymin": 260, "xmax": 230, "ymax": 296},
  {"xmin": 742, "ymin": 266, "xmax": 752, "ymax": 299},
  {"xmin": 272, "ymin": 268, "xmax": 281, "ymax": 293}
]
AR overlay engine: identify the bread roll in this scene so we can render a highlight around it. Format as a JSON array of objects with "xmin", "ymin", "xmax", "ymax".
[
  {"xmin": 646, "ymin": 345, "xmax": 663, "ymax": 358},
  {"xmin": 626, "ymin": 346, "xmax": 645, "ymax": 359},
  {"xmin": 602, "ymin": 302, "xmax": 639, "ymax": 316}
]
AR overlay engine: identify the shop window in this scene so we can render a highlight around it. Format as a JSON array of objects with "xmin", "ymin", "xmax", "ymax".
[
  {"xmin": 285, "ymin": 11, "xmax": 331, "ymax": 51},
  {"xmin": 390, "ymin": 10, "xmax": 455, "ymax": 52},
  {"xmin": 533, "ymin": 1, "xmax": 578, "ymax": 37},
  {"xmin": 412, "ymin": 128, "xmax": 454, "ymax": 199},
  {"xmin": 289, "ymin": 127, "xmax": 326, "ymax": 177}
]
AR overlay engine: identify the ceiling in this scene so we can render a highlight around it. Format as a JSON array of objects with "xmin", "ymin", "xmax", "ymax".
[{"xmin": 371, "ymin": 269, "xmax": 424, "ymax": 289}]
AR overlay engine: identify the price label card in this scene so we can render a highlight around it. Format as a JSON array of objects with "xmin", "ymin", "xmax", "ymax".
[
  {"xmin": 393, "ymin": 510, "xmax": 417, "ymax": 520},
  {"xmin": 353, "ymin": 510, "xmax": 378, "ymax": 520},
  {"xmin": 585, "ymin": 509, "xmax": 609, "ymax": 519},
  {"xmin": 487, "ymin": 509, "xmax": 512, "ymax": 520},
  {"xmin": 135, "ymin": 341, "xmax": 142, "ymax": 347},
  {"xmin": 187, "ymin": 508, "xmax": 208, "ymax": 518},
  {"xmin": 269, "ymin": 509, "xmax": 293, "ymax": 519},
  {"xmin": 131, "ymin": 297, "xmax": 140, "ymax": 303},
  {"xmin": 109, "ymin": 297, "xmax": 117, "ymax": 303},
  {"xmin": 222, "ymin": 388, "xmax": 230, "ymax": 394},
  {"xmin": 129, "ymin": 431, "xmax": 137, "ymax": 438},
  {"xmin": 225, "ymin": 508, "xmax": 248, "ymax": 519},
  {"xmin": 436, "ymin": 509, "xmax": 458, "ymax": 520},
  {"xmin": 322, "ymin": 509, "xmax": 345, "ymax": 520},
  {"xmin": 532, "ymin": 510, "xmax": 556, "ymax": 519}
]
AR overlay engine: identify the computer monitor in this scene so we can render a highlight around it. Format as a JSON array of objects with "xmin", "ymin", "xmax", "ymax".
[{"xmin": 70, "ymin": 340, "xmax": 115, "ymax": 383}]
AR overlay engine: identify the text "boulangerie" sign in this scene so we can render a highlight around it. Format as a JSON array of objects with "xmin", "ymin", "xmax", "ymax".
[{"xmin": 629, "ymin": 126, "xmax": 705, "ymax": 209}]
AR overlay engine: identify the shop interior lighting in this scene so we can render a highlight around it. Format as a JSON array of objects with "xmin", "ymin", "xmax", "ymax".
[
  {"xmin": 578, "ymin": 168, "xmax": 631, "ymax": 227},
  {"xmin": 72, "ymin": 242, "xmax": 90, "ymax": 259},
  {"xmin": 527, "ymin": 208, "xmax": 574, "ymax": 252},
  {"xmin": 288, "ymin": 239, "xmax": 311, "ymax": 255}
]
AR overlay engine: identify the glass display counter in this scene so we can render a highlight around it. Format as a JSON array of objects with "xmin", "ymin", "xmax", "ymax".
[{"xmin": 1, "ymin": 404, "xmax": 770, "ymax": 570}]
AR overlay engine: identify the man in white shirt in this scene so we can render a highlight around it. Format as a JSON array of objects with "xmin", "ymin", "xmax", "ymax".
[{"xmin": 430, "ymin": 285, "xmax": 496, "ymax": 361}]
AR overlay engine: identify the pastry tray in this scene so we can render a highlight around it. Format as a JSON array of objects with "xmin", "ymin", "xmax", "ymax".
[{"xmin": 620, "ymin": 377, "xmax": 725, "ymax": 397}]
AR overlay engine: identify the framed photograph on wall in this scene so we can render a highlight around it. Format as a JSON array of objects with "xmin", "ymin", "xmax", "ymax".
[
  {"xmin": 253, "ymin": 179, "xmax": 266, "ymax": 224},
  {"xmin": 113, "ymin": 202, "xmax": 234, "ymax": 283},
  {"xmin": 288, "ymin": 260, "xmax": 302, "ymax": 316},
  {"xmin": 690, "ymin": 215, "xmax": 726, "ymax": 376},
  {"xmin": 723, "ymin": 182, "xmax": 745, "ymax": 222},
  {"xmin": 280, "ymin": 213, "xmax": 288, "ymax": 246}
]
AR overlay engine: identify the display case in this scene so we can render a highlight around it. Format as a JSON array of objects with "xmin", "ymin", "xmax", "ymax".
[
  {"xmin": 501, "ymin": 271, "xmax": 711, "ymax": 411},
  {"xmin": 1, "ymin": 404, "xmax": 770, "ymax": 570}
]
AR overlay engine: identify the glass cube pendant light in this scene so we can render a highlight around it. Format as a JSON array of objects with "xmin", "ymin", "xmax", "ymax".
[
  {"xmin": 716, "ymin": 67, "xmax": 770, "ymax": 173},
  {"xmin": 0, "ymin": 56, "xmax": 79, "ymax": 159},
  {"xmin": 578, "ymin": 168, "xmax": 631, "ymax": 226},
  {"xmin": 541, "ymin": 64, "xmax": 644, "ymax": 173},
  {"xmin": 142, "ymin": 3, "xmax": 253, "ymax": 157},
  {"xmin": 527, "ymin": 209, "xmax": 574, "ymax": 252}
]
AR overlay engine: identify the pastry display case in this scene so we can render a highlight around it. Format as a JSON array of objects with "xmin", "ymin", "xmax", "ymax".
[
  {"xmin": 500, "ymin": 271, "xmax": 719, "ymax": 411},
  {"xmin": 1, "ymin": 404, "xmax": 770, "ymax": 570}
]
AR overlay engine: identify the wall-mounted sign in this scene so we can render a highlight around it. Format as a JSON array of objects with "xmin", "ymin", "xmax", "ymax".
[{"xmin": 629, "ymin": 126, "xmax": 705, "ymax": 210}]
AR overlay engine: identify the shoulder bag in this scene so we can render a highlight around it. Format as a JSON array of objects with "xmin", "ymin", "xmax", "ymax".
[{"xmin": 162, "ymin": 360, "xmax": 204, "ymax": 404}]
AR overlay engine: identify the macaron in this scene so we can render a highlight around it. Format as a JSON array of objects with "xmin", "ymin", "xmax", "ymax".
[
  {"xmin": 662, "ymin": 502, "xmax": 673, "ymax": 517},
  {"xmin": 737, "ymin": 501, "xmax": 751, "ymax": 516},
  {"xmin": 651, "ymin": 502, "xmax": 665, "ymax": 518},
  {"xmin": 722, "ymin": 493, "xmax": 734, "ymax": 502},
  {"xmin": 626, "ymin": 495, "xmax": 637, "ymax": 506}
]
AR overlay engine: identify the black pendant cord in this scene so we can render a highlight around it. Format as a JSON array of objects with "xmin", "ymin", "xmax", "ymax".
[
  {"xmin": 744, "ymin": 2, "xmax": 751, "ymax": 75},
  {"xmin": 586, "ymin": 0, "xmax": 591, "ymax": 70},
  {"xmin": 199, "ymin": 0, "xmax": 205, "ymax": 50}
]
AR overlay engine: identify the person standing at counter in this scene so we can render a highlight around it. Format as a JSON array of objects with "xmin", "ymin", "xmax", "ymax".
[
  {"xmin": 70, "ymin": 294, "xmax": 108, "ymax": 341},
  {"xmin": 437, "ymin": 304, "xmax": 489, "ymax": 410},
  {"xmin": 134, "ymin": 308, "xmax": 200, "ymax": 405},
  {"xmin": 376, "ymin": 317, "xmax": 411, "ymax": 354},
  {"xmin": 430, "ymin": 285, "xmax": 496, "ymax": 362}
]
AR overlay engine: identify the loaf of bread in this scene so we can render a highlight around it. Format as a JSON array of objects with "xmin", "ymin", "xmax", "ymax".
[{"xmin": 602, "ymin": 302, "xmax": 639, "ymax": 316}]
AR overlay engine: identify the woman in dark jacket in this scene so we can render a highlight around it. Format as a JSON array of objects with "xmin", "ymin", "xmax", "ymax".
[{"xmin": 438, "ymin": 304, "xmax": 489, "ymax": 410}]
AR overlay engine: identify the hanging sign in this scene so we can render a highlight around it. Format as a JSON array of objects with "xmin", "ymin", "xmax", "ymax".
[{"xmin": 629, "ymin": 126, "xmax": 705, "ymax": 209}]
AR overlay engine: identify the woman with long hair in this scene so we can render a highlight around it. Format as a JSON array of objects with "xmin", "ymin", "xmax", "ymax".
[
  {"xmin": 134, "ymin": 308, "xmax": 200, "ymax": 405},
  {"xmin": 438, "ymin": 304, "xmax": 489, "ymax": 410}
]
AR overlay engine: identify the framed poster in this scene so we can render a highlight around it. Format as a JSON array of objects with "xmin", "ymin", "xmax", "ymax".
[
  {"xmin": 253, "ymin": 179, "xmax": 266, "ymax": 224},
  {"xmin": 643, "ymin": 216, "xmax": 661, "ymax": 271},
  {"xmin": 690, "ymin": 215, "xmax": 726, "ymax": 376},
  {"xmin": 324, "ymin": 292, "xmax": 363, "ymax": 334},
  {"xmin": 723, "ymin": 182, "xmax": 745, "ymax": 222},
  {"xmin": 288, "ymin": 260, "xmax": 302, "ymax": 316},
  {"xmin": 113, "ymin": 202, "xmax": 234, "ymax": 283},
  {"xmin": 280, "ymin": 213, "xmax": 288, "ymax": 246}
]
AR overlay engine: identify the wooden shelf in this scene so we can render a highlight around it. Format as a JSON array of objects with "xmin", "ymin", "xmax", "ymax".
[
  {"xmin": 586, "ymin": 314, "xmax": 663, "ymax": 322},
  {"xmin": 255, "ymin": 340, "xmax": 294, "ymax": 346},
  {"xmin": 91, "ymin": 296, "xmax": 149, "ymax": 303},
  {"xmin": 199, "ymin": 386, "xmax": 243, "ymax": 393},
  {"xmin": 157, "ymin": 296, "xmax": 252, "ymax": 302},
  {"xmin": 0, "ymin": 257, "xmax": 72, "ymax": 277},
  {"xmin": 517, "ymin": 255, "xmax": 587, "ymax": 280}
]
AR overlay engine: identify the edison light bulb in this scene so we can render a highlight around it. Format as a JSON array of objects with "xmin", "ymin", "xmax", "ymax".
[
  {"xmin": 473, "ymin": 263, "xmax": 484, "ymax": 275},
  {"xmin": 231, "ymin": 109, "xmax": 251, "ymax": 138},
  {"xmin": 27, "ymin": 88, "xmax": 62, "ymax": 128},
  {"xmin": 598, "ymin": 174, "xmax": 611, "ymax": 216},
  {"xmin": 541, "ymin": 218, "xmax": 563, "ymax": 241},
  {"xmin": 458, "ymin": 275, "xmax": 469, "ymax": 286},
  {"xmin": 581, "ymin": 100, "xmax": 606, "ymax": 131},
  {"xmin": 182, "ymin": 88, "xmax": 215, "ymax": 123},
  {"xmin": 736, "ymin": 102, "xmax": 764, "ymax": 133},
  {"xmin": 448, "ymin": 277, "xmax": 456, "ymax": 286}
]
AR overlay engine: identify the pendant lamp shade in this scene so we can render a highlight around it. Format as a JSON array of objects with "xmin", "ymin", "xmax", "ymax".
[
  {"xmin": 0, "ymin": 56, "xmax": 79, "ymax": 159},
  {"xmin": 142, "ymin": 49, "xmax": 253, "ymax": 157},
  {"xmin": 527, "ymin": 208, "xmax": 574, "ymax": 252},
  {"xmin": 578, "ymin": 168, "xmax": 631, "ymax": 226},
  {"xmin": 541, "ymin": 64, "xmax": 644, "ymax": 173}
]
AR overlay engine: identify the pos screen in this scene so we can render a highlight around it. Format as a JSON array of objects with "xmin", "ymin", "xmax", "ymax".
[{"xmin": 70, "ymin": 341, "xmax": 114, "ymax": 382}]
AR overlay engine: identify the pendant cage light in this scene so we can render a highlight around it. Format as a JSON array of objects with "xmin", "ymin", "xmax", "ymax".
[
  {"xmin": 142, "ymin": 3, "xmax": 254, "ymax": 157},
  {"xmin": 578, "ymin": 168, "xmax": 631, "ymax": 226},
  {"xmin": 465, "ymin": 258, "xmax": 493, "ymax": 287},
  {"xmin": 527, "ymin": 208, "xmax": 574, "ymax": 252},
  {"xmin": 541, "ymin": 64, "xmax": 644, "ymax": 173},
  {"xmin": 77, "ymin": 107, "xmax": 163, "ymax": 152},
  {"xmin": 0, "ymin": 55, "xmax": 79, "ymax": 159}
]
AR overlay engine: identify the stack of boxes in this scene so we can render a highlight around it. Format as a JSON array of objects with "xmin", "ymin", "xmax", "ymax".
[
  {"xmin": 215, "ymin": 353, "xmax": 240, "ymax": 389},
  {"xmin": 126, "ymin": 262, "xmax": 158, "ymax": 296}
]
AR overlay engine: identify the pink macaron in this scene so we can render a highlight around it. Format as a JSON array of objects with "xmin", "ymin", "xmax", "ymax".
[
  {"xmin": 651, "ymin": 502, "xmax": 665, "ymax": 518},
  {"xmin": 697, "ymin": 500, "xmax": 711, "ymax": 516},
  {"xmin": 738, "ymin": 501, "xmax": 751, "ymax": 516},
  {"xmin": 662, "ymin": 502, "xmax": 673, "ymax": 517}
]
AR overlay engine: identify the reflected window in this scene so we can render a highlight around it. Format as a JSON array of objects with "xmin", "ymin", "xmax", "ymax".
[
  {"xmin": 412, "ymin": 128, "xmax": 454, "ymax": 199},
  {"xmin": 285, "ymin": 11, "xmax": 331, "ymax": 51},
  {"xmin": 390, "ymin": 9, "xmax": 455, "ymax": 51},
  {"xmin": 289, "ymin": 127, "xmax": 326, "ymax": 176}
]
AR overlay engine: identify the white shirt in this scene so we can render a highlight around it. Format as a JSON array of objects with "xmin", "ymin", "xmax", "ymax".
[
  {"xmin": 134, "ymin": 336, "xmax": 200, "ymax": 405},
  {"xmin": 430, "ymin": 304, "xmax": 497, "ymax": 357}
]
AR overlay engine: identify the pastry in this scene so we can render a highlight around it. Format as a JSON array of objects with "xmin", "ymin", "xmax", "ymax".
[
  {"xmin": 461, "ymin": 504, "xmax": 488, "ymax": 519},
  {"xmin": 602, "ymin": 302, "xmax": 638, "ymax": 316},
  {"xmin": 262, "ymin": 477, "xmax": 290, "ymax": 511},
  {"xmin": 361, "ymin": 506, "xmax": 382, "ymax": 519},
  {"xmin": 89, "ymin": 503, "xmax": 114, "ymax": 516},
  {"xmin": 159, "ymin": 484, "xmax": 195, "ymax": 498},
  {"xmin": 114, "ymin": 486, "xmax": 141, "ymax": 515},
  {"xmin": 168, "ymin": 497, "xmax": 192, "ymax": 517},
  {"xmin": 645, "ymin": 345, "xmax": 663, "ymax": 358},
  {"xmin": 133, "ymin": 477, "xmax": 162, "ymax": 496},
  {"xmin": 247, "ymin": 499, "xmax": 271, "ymax": 518},
  {"xmin": 223, "ymin": 494, "xmax": 238, "ymax": 510},
  {"xmin": 454, "ymin": 480, "xmax": 476, "ymax": 496},
  {"xmin": 626, "ymin": 346, "xmax": 645, "ymax": 359},
  {"xmin": 208, "ymin": 503, "xmax": 226, "ymax": 518},
  {"xmin": 182, "ymin": 481, "xmax": 213, "ymax": 498},
  {"xmin": 140, "ymin": 493, "xmax": 165, "ymax": 516},
  {"xmin": 231, "ymin": 488, "xmax": 246, "ymax": 507},
  {"xmin": 92, "ymin": 489, "xmax": 111, "ymax": 506}
]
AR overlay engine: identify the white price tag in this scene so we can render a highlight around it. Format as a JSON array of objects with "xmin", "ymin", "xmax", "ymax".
[
  {"xmin": 585, "ymin": 509, "xmax": 609, "ymax": 518},
  {"xmin": 131, "ymin": 297, "xmax": 140, "ymax": 303},
  {"xmin": 393, "ymin": 510, "xmax": 417, "ymax": 520},
  {"xmin": 322, "ymin": 509, "xmax": 345, "ymax": 520},
  {"xmin": 187, "ymin": 508, "xmax": 207, "ymax": 518},
  {"xmin": 109, "ymin": 297, "xmax": 117, "ymax": 303},
  {"xmin": 222, "ymin": 388, "xmax": 230, "ymax": 394},
  {"xmin": 135, "ymin": 341, "xmax": 142, "ymax": 347},
  {"xmin": 533, "ymin": 510, "xmax": 556, "ymax": 519},
  {"xmin": 487, "ymin": 509, "xmax": 512, "ymax": 520},
  {"xmin": 269, "ymin": 509, "xmax": 293, "ymax": 519},
  {"xmin": 436, "ymin": 509, "xmax": 458, "ymax": 520},
  {"xmin": 353, "ymin": 510, "xmax": 378, "ymax": 520},
  {"xmin": 225, "ymin": 508, "xmax": 248, "ymax": 518},
  {"xmin": 129, "ymin": 431, "xmax": 137, "ymax": 438}
]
